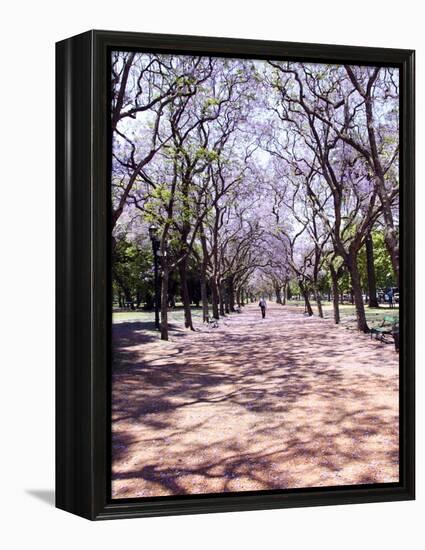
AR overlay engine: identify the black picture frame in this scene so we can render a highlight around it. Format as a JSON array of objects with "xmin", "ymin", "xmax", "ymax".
[{"xmin": 56, "ymin": 30, "xmax": 415, "ymax": 520}]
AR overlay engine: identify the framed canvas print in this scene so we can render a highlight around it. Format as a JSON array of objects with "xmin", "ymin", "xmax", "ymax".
[{"xmin": 56, "ymin": 30, "xmax": 415, "ymax": 520}]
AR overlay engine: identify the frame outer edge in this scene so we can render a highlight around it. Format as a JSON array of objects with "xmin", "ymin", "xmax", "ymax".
[
  {"xmin": 56, "ymin": 30, "xmax": 95, "ymax": 520},
  {"xmin": 56, "ymin": 30, "xmax": 415, "ymax": 520},
  {"xmin": 401, "ymin": 49, "xmax": 415, "ymax": 499}
]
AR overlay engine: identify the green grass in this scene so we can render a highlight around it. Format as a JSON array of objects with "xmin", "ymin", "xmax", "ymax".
[
  {"xmin": 286, "ymin": 300, "xmax": 399, "ymax": 330},
  {"xmin": 113, "ymin": 301, "xmax": 399, "ymax": 335},
  {"xmin": 113, "ymin": 306, "xmax": 204, "ymax": 325}
]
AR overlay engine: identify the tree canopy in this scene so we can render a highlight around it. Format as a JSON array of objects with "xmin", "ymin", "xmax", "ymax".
[{"xmin": 111, "ymin": 52, "xmax": 399, "ymax": 337}]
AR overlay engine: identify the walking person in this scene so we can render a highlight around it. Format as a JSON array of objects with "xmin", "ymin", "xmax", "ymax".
[{"xmin": 259, "ymin": 297, "xmax": 267, "ymax": 319}]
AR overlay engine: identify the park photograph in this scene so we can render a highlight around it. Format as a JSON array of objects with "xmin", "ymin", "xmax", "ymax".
[{"xmin": 110, "ymin": 51, "xmax": 400, "ymax": 500}]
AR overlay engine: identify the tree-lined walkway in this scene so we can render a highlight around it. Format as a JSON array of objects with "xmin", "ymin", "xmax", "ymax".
[{"xmin": 112, "ymin": 304, "xmax": 399, "ymax": 498}]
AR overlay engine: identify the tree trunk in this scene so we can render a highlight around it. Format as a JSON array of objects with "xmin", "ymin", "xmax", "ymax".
[
  {"xmin": 219, "ymin": 282, "xmax": 226, "ymax": 316},
  {"xmin": 299, "ymin": 281, "xmax": 313, "ymax": 316},
  {"xmin": 305, "ymin": 293, "xmax": 313, "ymax": 316},
  {"xmin": 210, "ymin": 277, "xmax": 219, "ymax": 319},
  {"xmin": 200, "ymin": 268, "xmax": 209, "ymax": 323},
  {"xmin": 313, "ymin": 285, "xmax": 324, "ymax": 318},
  {"xmin": 275, "ymin": 283, "xmax": 282, "ymax": 304},
  {"xmin": 228, "ymin": 277, "xmax": 235, "ymax": 312},
  {"xmin": 345, "ymin": 68, "xmax": 399, "ymax": 287},
  {"xmin": 347, "ymin": 255, "xmax": 369, "ymax": 333},
  {"xmin": 384, "ymin": 227, "xmax": 399, "ymax": 287},
  {"xmin": 364, "ymin": 88, "xmax": 399, "ymax": 287},
  {"xmin": 160, "ymin": 267, "xmax": 169, "ymax": 340},
  {"xmin": 236, "ymin": 287, "xmax": 241, "ymax": 307},
  {"xmin": 178, "ymin": 260, "xmax": 194, "ymax": 330},
  {"xmin": 199, "ymin": 222, "xmax": 210, "ymax": 322},
  {"xmin": 287, "ymin": 284, "xmax": 292, "ymax": 300},
  {"xmin": 224, "ymin": 281, "xmax": 230, "ymax": 314},
  {"xmin": 365, "ymin": 232, "xmax": 379, "ymax": 308},
  {"xmin": 330, "ymin": 265, "xmax": 340, "ymax": 325}
]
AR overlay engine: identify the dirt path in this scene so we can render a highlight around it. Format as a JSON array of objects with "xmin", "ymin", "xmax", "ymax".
[{"xmin": 112, "ymin": 304, "xmax": 399, "ymax": 498}]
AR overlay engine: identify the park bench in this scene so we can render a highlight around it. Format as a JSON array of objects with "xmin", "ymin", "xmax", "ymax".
[{"xmin": 370, "ymin": 315, "xmax": 399, "ymax": 350}]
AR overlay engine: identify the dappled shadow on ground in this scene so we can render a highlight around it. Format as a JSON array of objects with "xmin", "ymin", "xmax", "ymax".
[{"xmin": 111, "ymin": 304, "xmax": 399, "ymax": 498}]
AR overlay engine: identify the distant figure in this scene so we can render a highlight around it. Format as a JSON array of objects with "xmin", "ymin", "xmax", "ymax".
[
  {"xmin": 387, "ymin": 288, "xmax": 394, "ymax": 308},
  {"xmin": 259, "ymin": 297, "xmax": 267, "ymax": 319}
]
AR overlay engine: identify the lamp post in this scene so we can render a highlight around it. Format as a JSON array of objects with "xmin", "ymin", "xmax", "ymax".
[{"xmin": 148, "ymin": 225, "xmax": 160, "ymax": 330}]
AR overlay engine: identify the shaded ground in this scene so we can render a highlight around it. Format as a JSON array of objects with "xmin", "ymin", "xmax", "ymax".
[{"xmin": 112, "ymin": 304, "xmax": 399, "ymax": 498}]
